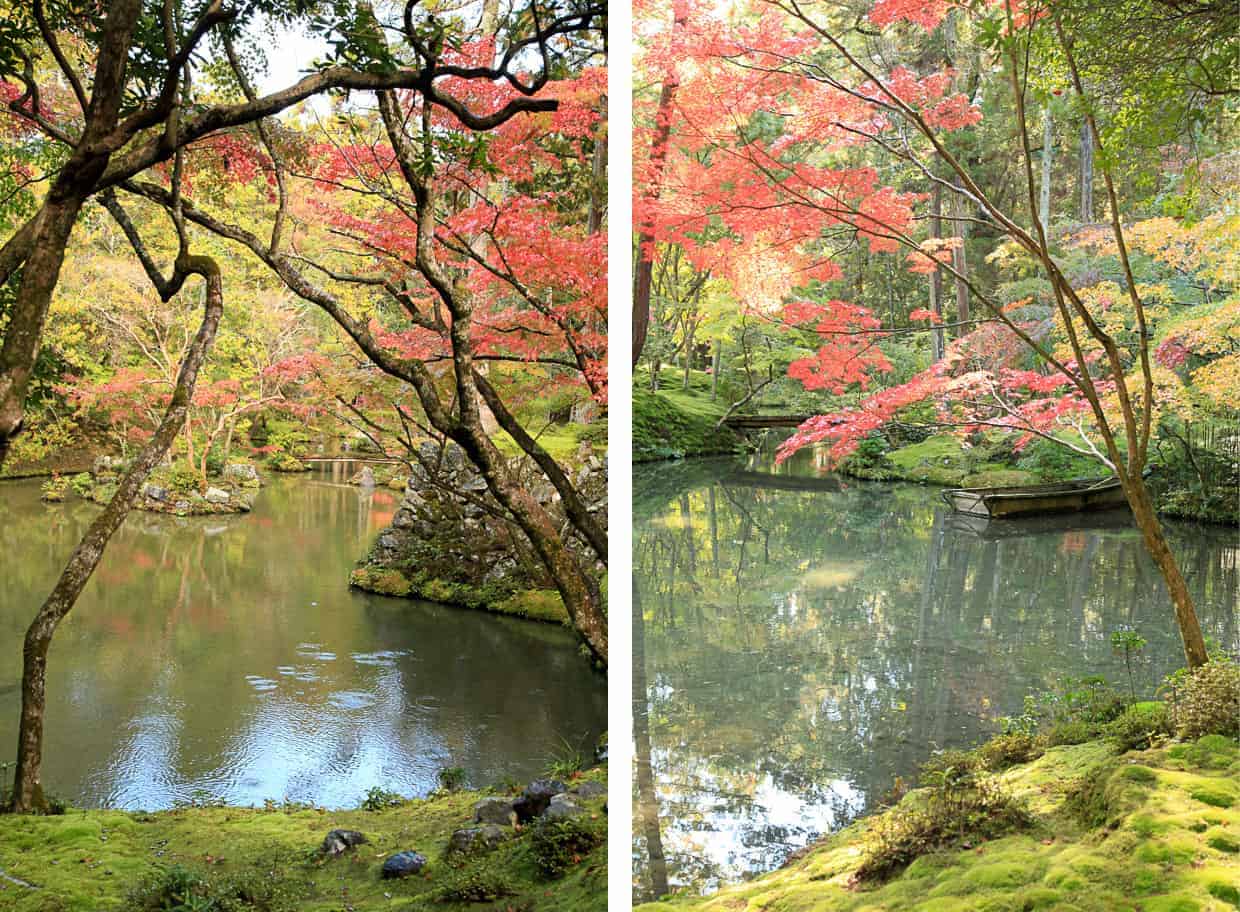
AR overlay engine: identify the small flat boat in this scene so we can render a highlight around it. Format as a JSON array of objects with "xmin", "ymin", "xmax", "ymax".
[{"xmin": 942, "ymin": 477, "xmax": 1128, "ymax": 518}]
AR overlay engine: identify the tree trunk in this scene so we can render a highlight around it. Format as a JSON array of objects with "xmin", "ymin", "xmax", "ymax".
[
  {"xmin": 929, "ymin": 184, "xmax": 945, "ymax": 361},
  {"xmin": 1125, "ymin": 474, "xmax": 1209, "ymax": 667},
  {"xmin": 8, "ymin": 256, "xmax": 223, "ymax": 813},
  {"xmin": 1040, "ymin": 107, "xmax": 1054, "ymax": 227},
  {"xmin": 710, "ymin": 341, "xmax": 722, "ymax": 400},
  {"xmin": 633, "ymin": 4, "xmax": 688, "ymax": 367},
  {"xmin": 951, "ymin": 174, "xmax": 970, "ymax": 324},
  {"xmin": 1079, "ymin": 121, "xmax": 1094, "ymax": 222}
]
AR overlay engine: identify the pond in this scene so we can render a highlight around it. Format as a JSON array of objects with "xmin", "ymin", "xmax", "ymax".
[
  {"xmin": 632, "ymin": 452, "xmax": 1238, "ymax": 900},
  {"xmin": 0, "ymin": 472, "xmax": 605, "ymax": 810}
]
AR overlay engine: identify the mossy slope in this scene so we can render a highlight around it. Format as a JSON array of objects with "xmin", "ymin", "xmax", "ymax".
[
  {"xmin": 638, "ymin": 738, "xmax": 1240, "ymax": 912},
  {"xmin": 0, "ymin": 770, "xmax": 606, "ymax": 912}
]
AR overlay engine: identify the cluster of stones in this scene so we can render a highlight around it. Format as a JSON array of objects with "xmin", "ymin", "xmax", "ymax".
[
  {"xmin": 315, "ymin": 777, "xmax": 606, "ymax": 882},
  {"xmin": 88, "ymin": 457, "xmax": 262, "ymax": 516},
  {"xmin": 351, "ymin": 441, "xmax": 606, "ymax": 605},
  {"xmin": 347, "ymin": 464, "xmax": 409, "ymax": 490}
]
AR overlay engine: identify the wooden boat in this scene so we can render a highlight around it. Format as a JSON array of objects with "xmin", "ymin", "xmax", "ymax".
[
  {"xmin": 941, "ymin": 476, "xmax": 1128, "ymax": 518},
  {"xmin": 945, "ymin": 508, "xmax": 1134, "ymax": 540}
]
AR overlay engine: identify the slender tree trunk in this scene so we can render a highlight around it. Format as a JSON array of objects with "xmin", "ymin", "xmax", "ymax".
[
  {"xmin": 929, "ymin": 184, "xmax": 945, "ymax": 361},
  {"xmin": 1040, "ymin": 107, "xmax": 1054, "ymax": 227},
  {"xmin": 633, "ymin": 587, "xmax": 670, "ymax": 901},
  {"xmin": 1079, "ymin": 121, "xmax": 1094, "ymax": 222},
  {"xmin": 710, "ymin": 341, "xmax": 722, "ymax": 400},
  {"xmin": 8, "ymin": 256, "xmax": 223, "ymax": 813},
  {"xmin": 633, "ymin": 3, "xmax": 688, "ymax": 366},
  {"xmin": 951, "ymin": 175, "xmax": 970, "ymax": 325}
]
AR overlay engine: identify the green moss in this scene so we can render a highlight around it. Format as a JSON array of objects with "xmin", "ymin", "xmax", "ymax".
[
  {"xmin": 1120, "ymin": 765, "xmax": 1159, "ymax": 784},
  {"xmin": 633, "ymin": 385, "xmax": 739, "ymax": 462},
  {"xmin": 1190, "ymin": 784, "xmax": 1236, "ymax": 808},
  {"xmin": 494, "ymin": 589, "xmax": 570, "ymax": 623},
  {"xmin": 1206, "ymin": 829, "xmax": 1239, "ymax": 853},
  {"xmin": 634, "ymin": 738, "xmax": 1238, "ymax": 912},
  {"xmin": 1208, "ymin": 881, "xmax": 1240, "ymax": 906},
  {"xmin": 0, "ymin": 770, "xmax": 607, "ymax": 912},
  {"xmin": 959, "ymin": 468, "xmax": 1039, "ymax": 487},
  {"xmin": 349, "ymin": 566, "xmax": 413, "ymax": 597}
]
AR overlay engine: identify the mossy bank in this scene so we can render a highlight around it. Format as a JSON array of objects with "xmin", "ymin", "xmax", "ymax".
[
  {"xmin": 638, "ymin": 736, "xmax": 1239, "ymax": 912},
  {"xmin": 0, "ymin": 770, "xmax": 607, "ymax": 912}
]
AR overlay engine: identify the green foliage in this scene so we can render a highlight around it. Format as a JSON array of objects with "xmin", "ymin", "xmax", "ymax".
[
  {"xmin": 127, "ymin": 862, "xmax": 296, "ymax": 912},
  {"xmin": 529, "ymin": 815, "xmax": 605, "ymax": 879},
  {"xmin": 1111, "ymin": 627, "xmax": 1149, "ymax": 703},
  {"xmin": 265, "ymin": 452, "xmax": 307, "ymax": 473},
  {"xmin": 167, "ymin": 462, "xmax": 202, "ymax": 495},
  {"xmin": 855, "ymin": 769, "xmax": 1031, "ymax": 883},
  {"xmin": 360, "ymin": 786, "xmax": 404, "ymax": 812},
  {"xmin": 437, "ymin": 767, "xmax": 467, "ymax": 792},
  {"xmin": 546, "ymin": 736, "xmax": 588, "ymax": 780},
  {"xmin": 1164, "ymin": 659, "xmax": 1240, "ymax": 740},
  {"xmin": 40, "ymin": 473, "xmax": 69, "ymax": 502},
  {"xmin": 69, "ymin": 472, "xmax": 92, "ymax": 496},
  {"xmin": 1105, "ymin": 701, "xmax": 1170, "ymax": 751},
  {"xmin": 432, "ymin": 855, "xmax": 517, "ymax": 902},
  {"xmin": 1014, "ymin": 437, "xmax": 1104, "ymax": 482},
  {"xmin": 977, "ymin": 732, "xmax": 1043, "ymax": 771}
]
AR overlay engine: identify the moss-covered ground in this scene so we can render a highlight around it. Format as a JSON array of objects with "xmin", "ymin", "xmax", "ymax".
[
  {"xmin": 0, "ymin": 769, "xmax": 607, "ymax": 912},
  {"xmin": 633, "ymin": 370, "xmax": 741, "ymax": 462},
  {"xmin": 637, "ymin": 737, "xmax": 1240, "ymax": 912}
]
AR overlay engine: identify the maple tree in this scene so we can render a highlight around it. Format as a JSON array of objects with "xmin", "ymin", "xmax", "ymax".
[{"xmin": 634, "ymin": 0, "xmax": 1234, "ymax": 668}]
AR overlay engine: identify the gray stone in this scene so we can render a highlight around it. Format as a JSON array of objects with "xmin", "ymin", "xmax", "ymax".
[
  {"xmin": 143, "ymin": 484, "xmax": 169, "ymax": 502},
  {"xmin": 542, "ymin": 794, "xmax": 587, "ymax": 821},
  {"xmin": 320, "ymin": 829, "xmax": 368, "ymax": 856},
  {"xmin": 173, "ymin": 500, "xmax": 190, "ymax": 513},
  {"xmin": 223, "ymin": 463, "xmax": 259, "ymax": 484},
  {"xmin": 573, "ymin": 781, "xmax": 606, "ymax": 800},
  {"xmin": 473, "ymin": 796, "xmax": 517, "ymax": 826},
  {"xmin": 204, "ymin": 487, "xmax": 230, "ymax": 505},
  {"xmin": 381, "ymin": 850, "xmax": 427, "ymax": 879},
  {"xmin": 447, "ymin": 825, "xmax": 508, "ymax": 856},
  {"xmin": 353, "ymin": 466, "xmax": 376, "ymax": 487}
]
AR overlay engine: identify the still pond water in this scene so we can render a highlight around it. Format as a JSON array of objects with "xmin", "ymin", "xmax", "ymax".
[
  {"xmin": 633, "ymin": 453, "xmax": 1238, "ymax": 900},
  {"xmin": 0, "ymin": 472, "xmax": 605, "ymax": 810}
]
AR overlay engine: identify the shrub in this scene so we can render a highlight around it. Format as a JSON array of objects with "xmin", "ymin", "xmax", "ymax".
[
  {"xmin": 69, "ymin": 472, "xmax": 93, "ymax": 496},
  {"xmin": 529, "ymin": 815, "xmax": 605, "ymax": 879},
  {"xmin": 1164, "ymin": 659, "xmax": 1240, "ymax": 740},
  {"xmin": 127, "ymin": 861, "xmax": 295, "ymax": 911},
  {"xmin": 546, "ymin": 736, "xmax": 588, "ymax": 780},
  {"xmin": 40, "ymin": 474, "xmax": 68, "ymax": 502},
  {"xmin": 1106, "ymin": 701, "xmax": 1171, "ymax": 751},
  {"xmin": 1044, "ymin": 719, "xmax": 1096, "ymax": 747},
  {"xmin": 204, "ymin": 447, "xmax": 228, "ymax": 478},
  {"xmin": 167, "ymin": 462, "xmax": 201, "ymax": 494},
  {"xmin": 438, "ymin": 766, "xmax": 467, "ymax": 792},
  {"xmin": 855, "ymin": 774, "xmax": 1031, "ymax": 883},
  {"xmin": 360, "ymin": 785, "xmax": 404, "ymax": 811},
  {"xmin": 433, "ymin": 856, "xmax": 516, "ymax": 902},
  {"xmin": 977, "ymin": 732, "xmax": 1043, "ymax": 770}
]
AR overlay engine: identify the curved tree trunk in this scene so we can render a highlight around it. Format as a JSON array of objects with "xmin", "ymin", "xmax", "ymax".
[{"xmin": 8, "ymin": 255, "xmax": 223, "ymax": 813}]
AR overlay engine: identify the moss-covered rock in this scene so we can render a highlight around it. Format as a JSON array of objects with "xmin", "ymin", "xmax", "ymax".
[{"xmin": 0, "ymin": 770, "xmax": 607, "ymax": 912}]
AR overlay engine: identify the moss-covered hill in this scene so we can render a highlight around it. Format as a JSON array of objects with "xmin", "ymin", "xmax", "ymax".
[
  {"xmin": 0, "ymin": 770, "xmax": 607, "ymax": 912},
  {"xmin": 638, "ymin": 737, "xmax": 1239, "ymax": 912}
]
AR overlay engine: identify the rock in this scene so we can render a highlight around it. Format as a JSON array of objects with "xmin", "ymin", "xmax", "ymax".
[
  {"xmin": 143, "ymin": 484, "xmax": 169, "ymax": 502},
  {"xmin": 223, "ymin": 463, "xmax": 259, "ymax": 485},
  {"xmin": 387, "ymin": 475, "xmax": 408, "ymax": 491},
  {"xmin": 351, "ymin": 466, "xmax": 376, "ymax": 487},
  {"xmin": 320, "ymin": 829, "xmax": 368, "ymax": 856},
  {"xmin": 473, "ymin": 796, "xmax": 517, "ymax": 826},
  {"xmin": 514, "ymin": 779, "xmax": 567, "ymax": 822},
  {"xmin": 173, "ymin": 500, "xmax": 190, "ymax": 514},
  {"xmin": 447, "ymin": 825, "xmax": 508, "ymax": 857},
  {"xmin": 204, "ymin": 487, "xmax": 230, "ymax": 505},
  {"xmin": 381, "ymin": 850, "xmax": 427, "ymax": 879},
  {"xmin": 573, "ymin": 781, "xmax": 606, "ymax": 800},
  {"xmin": 93, "ymin": 455, "xmax": 113, "ymax": 475},
  {"xmin": 542, "ymin": 794, "xmax": 587, "ymax": 821}
]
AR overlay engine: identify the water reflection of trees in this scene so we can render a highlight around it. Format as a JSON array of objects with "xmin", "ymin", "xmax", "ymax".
[
  {"xmin": 0, "ymin": 478, "xmax": 605, "ymax": 808},
  {"xmin": 633, "ymin": 463, "xmax": 1238, "ymax": 896}
]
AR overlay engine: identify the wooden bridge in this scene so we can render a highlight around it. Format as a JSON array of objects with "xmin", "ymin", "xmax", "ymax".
[{"xmin": 722, "ymin": 414, "xmax": 811, "ymax": 430}]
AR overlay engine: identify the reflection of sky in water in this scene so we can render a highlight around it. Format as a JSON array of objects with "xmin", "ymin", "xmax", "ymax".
[
  {"xmin": 0, "ymin": 475, "xmax": 605, "ymax": 810},
  {"xmin": 633, "ymin": 456, "xmax": 1239, "ymax": 899}
]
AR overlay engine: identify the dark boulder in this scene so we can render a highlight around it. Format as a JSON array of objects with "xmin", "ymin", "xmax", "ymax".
[
  {"xmin": 381, "ymin": 851, "xmax": 427, "ymax": 879},
  {"xmin": 473, "ymin": 796, "xmax": 517, "ymax": 826},
  {"xmin": 513, "ymin": 778, "xmax": 568, "ymax": 822},
  {"xmin": 447, "ymin": 825, "xmax": 508, "ymax": 857},
  {"xmin": 320, "ymin": 829, "xmax": 368, "ymax": 856}
]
